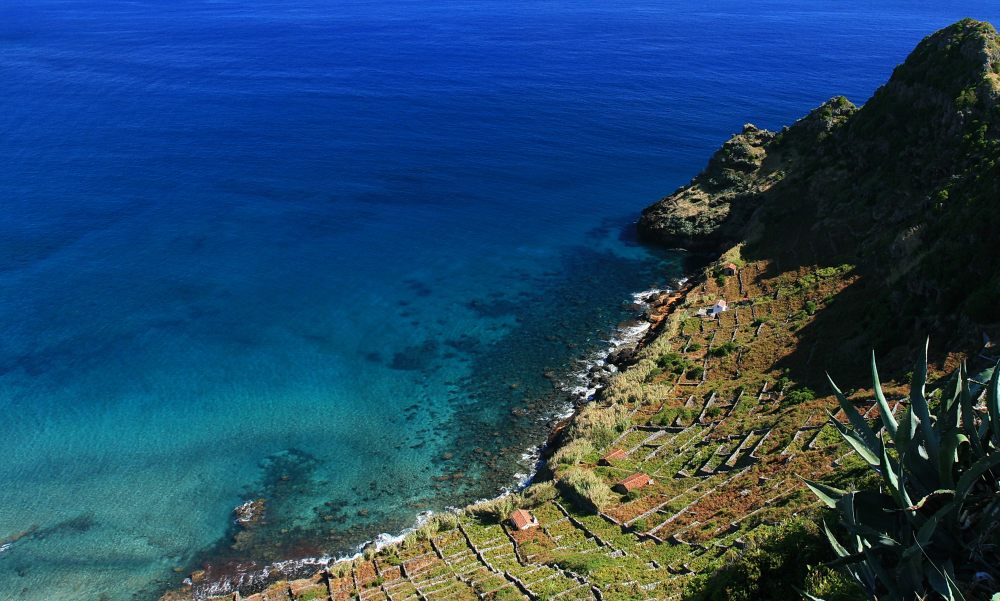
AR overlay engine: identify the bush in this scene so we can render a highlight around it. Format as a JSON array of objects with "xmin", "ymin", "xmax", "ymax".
[
  {"xmin": 521, "ymin": 481, "xmax": 558, "ymax": 506},
  {"xmin": 804, "ymin": 300, "xmax": 818, "ymax": 315},
  {"xmin": 687, "ymin": 365, "xmax": 705, "ymax": 380},
  {"xmin": 434, "ymin": 512, "xmax": 459, "ymax": 531},
  {"xmin": 380, "ymin": 547, "xmax": 403, "ymax": 566},
  {"xmin": 569, "ymin": 403, "xmax": 631, "ymax": 448},
  {"xmin": 658, "ymin": 352, "xmax": 694, "ymax": 374},
  {"xmin": 548, "ymin": 551, "xmax": 616, "ymax": 577},
  {"xmin": 709, "ymin": 342, "xmax": 740, "ymax": 357},
  {"xmin": 653, "ymin": 406, "xmax": 698, "ymax": 426},
  {"xmin": 469, "ymin": 494, "xmax": 519, "ymax": 523},
  {"xmin": 784, "ymin": 387, "xmax": 816, "ymax": 404},
  {"xmin": 684, "ymin": 518, "xmax": 860, "ymax": 601}
]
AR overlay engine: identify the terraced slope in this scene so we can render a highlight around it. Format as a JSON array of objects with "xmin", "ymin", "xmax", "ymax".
[{"xmin": 167, "ymin": 248, "xmax": 999, "ymax": 601}]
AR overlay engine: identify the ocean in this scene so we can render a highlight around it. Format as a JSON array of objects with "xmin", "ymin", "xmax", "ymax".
[{"xmin": 1, "ymin": 1, "xmax": 996, "ymax": 598}]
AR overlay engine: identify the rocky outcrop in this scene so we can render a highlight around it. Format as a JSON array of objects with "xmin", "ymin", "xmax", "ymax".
[
  {"xmin": 637, "ymin": 124, "xmax": 775, "ymax": 250},
  {"xmin": 637, "ymin": 96, "xmax": 856, "ymax": 251},
  {"xmin": 641, "ymin": 18, "xmax": 1000, "ymax": 325},
  {"xmin": 234, "ymin": 499, "xmax": 266, "ymax": 528}
]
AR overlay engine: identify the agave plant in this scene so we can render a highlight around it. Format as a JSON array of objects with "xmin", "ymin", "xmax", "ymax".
[{"xmin": 804, "ymin": 339, "xmax": 1000, "ymax": 601}]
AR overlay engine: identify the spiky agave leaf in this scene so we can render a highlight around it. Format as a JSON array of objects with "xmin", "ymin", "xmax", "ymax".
[
  {"xmin": 828, "ymin": 372, "xmax": 880, "ymax": 450},
  {"xmin": 911, "ymin": 337, "xmax": 939, "ymax": 459},
  {"xmin": 802, "ymin": 477, "xmax": 848, "ymax": 508},
  {"xmin": 872, "ymin": 350, "xmax": 899, "ymax": 439},
  {"xmin": 925, "ymin": 559, "xmax": 967, "ymax": 601},
  {"xmin": 938, "ymin": 432, "xmax": 970, "ymax": 490},
  {"xmin": 959, "ymin": 361, "xmax": 985, "ymax": 458},
  {"xmin": 988, "ymin": 358, "xmax": 1000, "ymax": 449},
  {"xmin": 895, "ymin": 402, "xmax": 919, "ymax": 451},
  {"xmin": 879, "ymin": 432, "xmax": 914, "ymax": 510},
  {"xmin": 953, "ymin": 451, "xmax": 1000, "ymax": 513},
  {"xmin": 828, "ymin": 410, "xmax": 881, "ymax": 467}
]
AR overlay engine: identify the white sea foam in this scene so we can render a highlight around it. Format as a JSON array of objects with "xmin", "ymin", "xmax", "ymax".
[
  {"xmin": 0, "ymin": 543, "xmax": 10, "ymax": 555},
  {"xmin": 194, "ymin": 285, "xmax": 678, "ymax": 599},
  {"xmin": 561, "ymin": 286, "xmax": 670, "ymax": 403}
]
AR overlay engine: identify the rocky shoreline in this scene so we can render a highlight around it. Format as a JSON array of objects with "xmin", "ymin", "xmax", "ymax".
[
  {"xmin": 166, "ymin": 274, "xmax": 694, "ymax": 601},
  {"xmin": 536, "ymin": 281, "xmax": 692, "ymax": 471}
]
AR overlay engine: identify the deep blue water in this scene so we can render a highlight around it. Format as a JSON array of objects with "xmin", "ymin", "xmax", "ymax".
[{"xmin": 1, "ymin": 1, "xmax": 997, "ymax": 599}]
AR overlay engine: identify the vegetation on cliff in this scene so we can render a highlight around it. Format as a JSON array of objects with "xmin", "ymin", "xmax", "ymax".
[
  {"xmin": 168, "ymin": 19, "xmax": 1000, "ymax": 601},
  {"xmin": 641, "ymin": 18, "xmax": 1000, "ymax": 327}
]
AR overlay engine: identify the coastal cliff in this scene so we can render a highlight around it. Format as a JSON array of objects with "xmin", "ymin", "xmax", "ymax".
[
  {"xmin": 640, "ymin": 18, "xmax": 1000, "ymax": 329},
  {"xmin": 168, "ymin": 19, "xmax": 1000, "ymax": 601},
  {"xmin": 637, "ymin": 96, "xmax": 856, "ymax": 252}
]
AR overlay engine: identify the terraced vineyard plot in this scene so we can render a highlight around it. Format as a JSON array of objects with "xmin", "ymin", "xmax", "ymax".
[{"xmin": 181, "ymin": 250, "xmax": 976, "ymax": 601}]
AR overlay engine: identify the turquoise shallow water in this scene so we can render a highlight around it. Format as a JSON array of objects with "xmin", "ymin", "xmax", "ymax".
[{"xmin": 1, "ymin": 1, "xmax": 998, "ymax": 599}]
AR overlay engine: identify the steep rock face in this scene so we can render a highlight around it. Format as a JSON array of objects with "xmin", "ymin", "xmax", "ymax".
[
  {"xmin": 776, "ymin": 18, "xmax": 1000, "ymax": 325},
  {"xmin": 636, "ymin": 124, "xmax": 774, "ymax": 250},
  {"xmin": 641, "ymin": 18, "xmax": 1000, "ymax": 325},
  {"xmin": 637, "ymin": 97, "xmax": 856, "ymax": 250}
]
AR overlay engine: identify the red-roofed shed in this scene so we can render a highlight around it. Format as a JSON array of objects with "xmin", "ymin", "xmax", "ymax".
[
  {"xmin": 615, "ymin": 473, "xmax": 653, "ymax": 494},
  {"xmin": 599, "ymin": 448, "xmax": 628, "ymax": 466},
  {"xmin": 509, "ymin": 509, "xmax": 538, "ymax": 531}
]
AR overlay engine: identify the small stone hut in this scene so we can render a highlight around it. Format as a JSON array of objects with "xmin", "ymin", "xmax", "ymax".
[
  {"xmin": 509, "ymin": 509, "xmax": 538, "ymax": 531},
  {"xmin": 615, "ymin": 473, "xmax": 653, "ymax": 494},
  {"xmin": 599, "ymin": 448, "xmax": 628, "ymax": 466}
]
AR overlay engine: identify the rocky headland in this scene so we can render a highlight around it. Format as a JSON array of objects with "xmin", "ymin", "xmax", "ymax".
[{"xmin": 164, "ymin": 19, "xmax": 1000, "ymax": 601}]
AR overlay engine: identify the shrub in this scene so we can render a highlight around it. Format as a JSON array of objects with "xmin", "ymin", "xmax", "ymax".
[
  {"xmin": 653, "ymin": 406, "xmax": 698, "ymax": 426},
  {"xmin": 709, "ymin": 342, "xmax": 740, "ymax": 357},
  {"xmin": 548, "ymin": 551, "xmax": 616, "ymax": 577},
  {"xmin": 570, "ymin": 403, "xmax": 631, "ymax": 448},
  {"xmin": 380, "ymin": 547, "xmax": 402, "ymax": 566},
  {"xmin": 687, "ymin": 365, "xmax": 705, "ymax": 380},
  {"xmin": 434, "ymin": 512, "xmax": 459, "ymax": 531},
  {"xmin": 469, "ymin": 494, "xmax": 519, "ymax": 523},
  {"xmin": 522, "ymin": 481, "xmax": 558, "ymax": 506},
  {"xmin": 804, "ymin": 300, "xmax": 818, "ymax": 315},
  {"xmin": 784, "ymin": 387, "xmax": 816, "ymax": 405},
  {"xmin": 658, "ymin": 352, "xmax": 694, "ymax": 374},
  {"xmin": 684, "ymin": 518, "xmax": 859, "ymax": 601}
]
